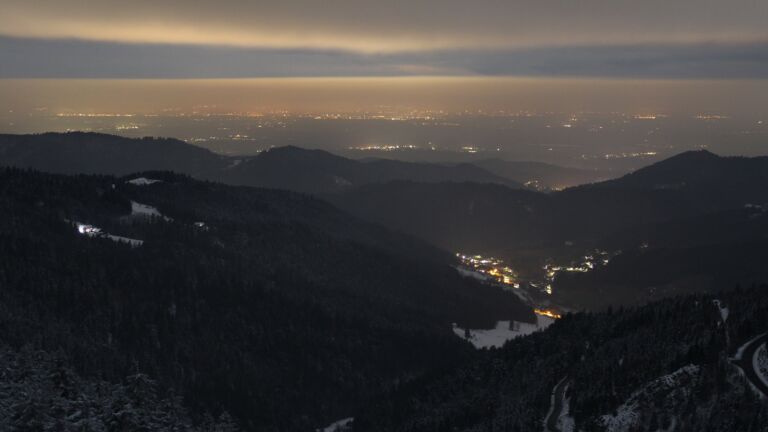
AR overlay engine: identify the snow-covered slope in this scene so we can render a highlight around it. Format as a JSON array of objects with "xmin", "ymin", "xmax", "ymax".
[
  {"xmin": 453, "ymin": 314, "xmax": 554, "ymax": 349},
  {"xmin": 131, "ymin": 201, "xmax": 172, "ymax": 221},
  {"xmin": 317, "ymin": 417, "xmax": 353, "ymax": 432},
  {"xmin": 126, "ymin": 177, "xmax": 161, "ymax": 186},
  {"xmin": 601, "ymin": 365, "xmax": 699, "ymax": 432}
]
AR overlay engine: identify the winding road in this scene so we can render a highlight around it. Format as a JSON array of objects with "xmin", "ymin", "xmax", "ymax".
[
  {"xmin": 733, "ymin": 333, "xmax": 768, "ymax": 398},
  {"xmin": 544, "ymin": 377, "xmax": 570, "ymax": 432}
]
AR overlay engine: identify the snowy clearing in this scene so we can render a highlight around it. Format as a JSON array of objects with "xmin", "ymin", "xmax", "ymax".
[
  {"xmin": 712, "ymin": 299, "xmax": 729, "ymax": 322},
  {"xmin": 333, "ymin": 176, "xmax": 352, "ymax": 187},
  {"xmin": 453, "ymin": 314, "xmax": 555, "ymax": 349},
  {"xmin": 600, "ymin": 365, "xmax": 699, "ymax": 432},
  {"xmin": 131, "ymin": 201, "xmax": 172, "ymax": 221},
  {"xmin": 316, "ymin": 417, "xmax": 353, "ymax": 432},
  {"xmin": 557, "ymin": 383, "xmax": 575, "ymax": 432},
  {"xmin": 126, "ymin": 177, "xmax": 161, "ymax": 186},
  {"xmin": 131, "ymin": 201, "xmax": 162, "ymax": 217}
]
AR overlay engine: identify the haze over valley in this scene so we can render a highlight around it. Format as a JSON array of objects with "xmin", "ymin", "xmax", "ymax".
[{"xmin": 2, "ymin": 78, "xmax": 767, "ymax": 172}]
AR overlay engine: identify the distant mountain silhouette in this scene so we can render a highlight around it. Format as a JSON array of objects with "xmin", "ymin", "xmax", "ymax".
[
  {"xmin": 0, "ymin": 133, "xmax": 522, "ymax": 194},
  {"xmin": 581, "ymin": 149, "xmax": 768, "ymax": 193},
  {"xmin": 556, "ymin": 150, "xmax": 768, "ymax": 234},
  {"xmin": 0, "ymin": 132, "xmax": 224, "ymax": 176},
  {"xmin": 220, "ymin": 145, "xmax": 522, "ymax": 193},
  {"xmin": 332, "ymin": 150, "xmax": 768, "ymax": 252}
]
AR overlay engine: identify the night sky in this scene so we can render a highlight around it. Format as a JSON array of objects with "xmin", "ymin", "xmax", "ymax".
[{"xmin": 1, "ymin": 0, "xmax": 767, "ymax": 118}]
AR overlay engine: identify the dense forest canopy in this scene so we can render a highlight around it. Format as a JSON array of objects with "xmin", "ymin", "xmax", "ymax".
[{"xmin": 0, "ymin": 167, "xmax": 529, "ymax": 430}]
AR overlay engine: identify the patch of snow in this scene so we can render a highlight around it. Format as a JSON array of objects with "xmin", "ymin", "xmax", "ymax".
[
  {"xmin": 453, "ymin": 314, "xmax": 554, "ymax": 349},
  {"xmin": 317, "ymin": 417, "xmax": 353, "ymax": 432},
  {"xmin": 131, "ymin": 201, "xmax": 172, "ymax": 221},
  {"xmin": 333, "ymin": 176, "xmax": 352, "ymax": 187},
  {"xmin": 508, "ymin": 286, "xmax": 534, "ymax": 303},
  {"xmin": 131, "ymin": 201, "xmax": 162, "ymax": 217},
  {"xmin": 712, "ymin": 299, "xmax": 729, "ymax": 322},
  {"xmin": 557, "ymin": 383, "xmax": 575, "ymax": 432},
  {"xmin": 733, "ymin": 333, "xmax": 767, "ymax": 361},
  {"xmin": 603, "ymin": 397, "xmax": 638, "ymax": 431},
  {"xmin": 455, "ymin": 266, "xmax": 493, "ymax": 282},
  {"xmin": 536, "ymin": 314, "xmax": 556, "ymax": 329},
  {"xmin": 126, "ymin": 177, "xmax": 161, "ymax": 186},
  {"xmin": 753, "ymin": 343, "xmax": 768, "ymax": 389},
  {"xmin": 600, "ymin": 365, "xmax": 699, "ymax": 432},
  {"xmin": 227, "ymin": 159, "xmax": 243, "ymax": 169}
]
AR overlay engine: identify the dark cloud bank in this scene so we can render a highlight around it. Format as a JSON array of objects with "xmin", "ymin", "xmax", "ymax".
[{"xmin": 2, "ymin": 36, "xmax": 767, "ymax": 79}]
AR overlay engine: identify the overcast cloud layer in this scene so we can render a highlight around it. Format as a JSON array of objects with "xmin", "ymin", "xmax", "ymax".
[
  {"xmin": 2, "ymin": 36, "xmax": 768, "ymax": 79},
  {"xmin": 3, "ymin": 0, "xmax": 768, "ymax": 51},
  {"xmin": 1, "ymin": 0, "xmax": 767, "ymax": 78}
]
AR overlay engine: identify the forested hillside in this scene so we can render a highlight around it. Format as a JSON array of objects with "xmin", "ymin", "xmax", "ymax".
[
  {"xmin": 332, "ymin": 151, "xmax": 768, "ymax": 311},
  {"xmin": 0, "ymin": 344, "xmax": 238, "ymax": 431},
  {"xmin": 355, "ymin": 285, "xmax": 768, "ymax": 431},
  {"xmin": 0, "ymin": 132, "xmax": 224, "ymax": 176},
  {"xmin": 218, "ymin": 145, "xmax": 521, "ymax": 193},
  {"xmin": 0, "ymin": 168, "xmax": 530, "ymax": 431}
]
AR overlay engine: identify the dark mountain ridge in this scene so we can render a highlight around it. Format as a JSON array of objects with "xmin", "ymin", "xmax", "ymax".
[
  {"xmin": 0, "ymin": 132, "xmax": 522, "ymax": 194},
  {"xmin": 334, "ymin": 150, "xmax": 768, "ymax": 251},
  {"xmin": 331, "ymin": 150, "xmax": 768, "ymax": 310},
  {"xmin": 0, "ymin": 132, "xmax": 224, "ymax": 176},
  {"xmin": 219, "ymin": 145, "xmax": 522, "ymax": 193},
  {"xmin": 586, "ymin": 150, "xmax": 756, "ymax": 190}
]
